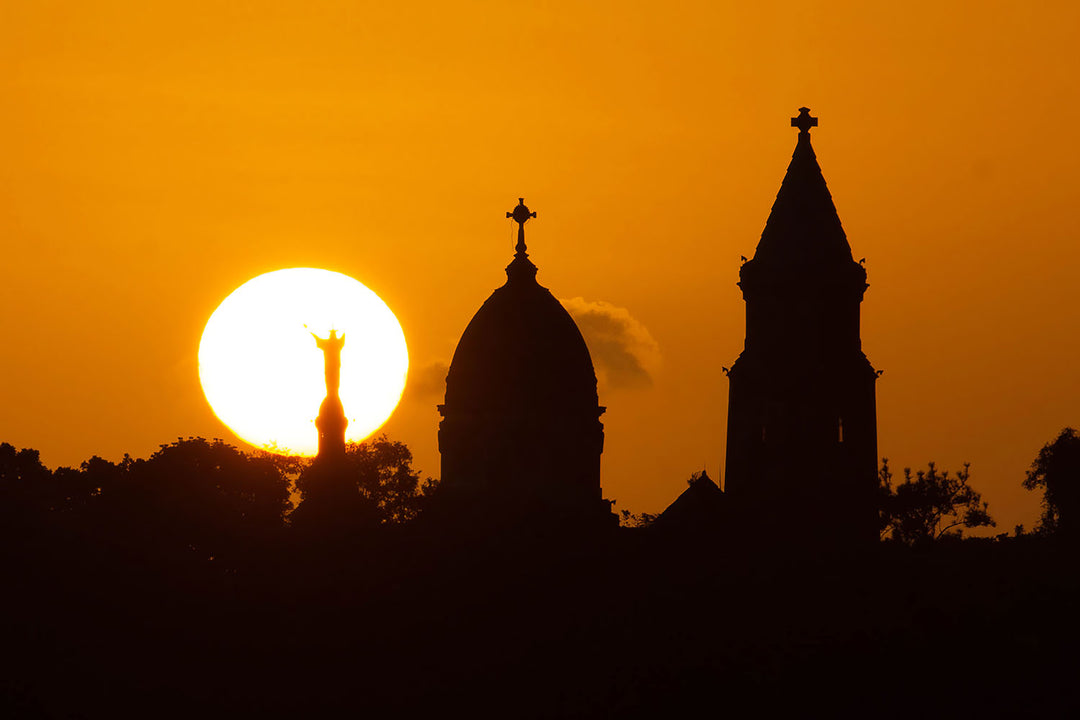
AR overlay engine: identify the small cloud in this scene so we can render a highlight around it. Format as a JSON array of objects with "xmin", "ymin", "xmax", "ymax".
[
  {"xmin": 560, "ymin": 297, "xmax": 661, "ymax": 391},
  {"xmin": 404, "ymin": 361, "xmax": 448, "ymax": 405}
]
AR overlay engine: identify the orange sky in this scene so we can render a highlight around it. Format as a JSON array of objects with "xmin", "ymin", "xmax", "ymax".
[{"xmin": 2, "ymin": 1, "xmax": 1078, "ymax": 530}]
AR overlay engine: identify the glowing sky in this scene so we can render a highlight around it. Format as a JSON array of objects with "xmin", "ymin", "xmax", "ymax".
[{"xmin": 2, "ymin": 1, "xmax": 1078, "ymax": 530}]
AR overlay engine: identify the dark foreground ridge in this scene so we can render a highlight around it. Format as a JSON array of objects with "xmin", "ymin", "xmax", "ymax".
[{"xmin": 1, "ymin": 438, "xmax": 1078, "ymax": 719}]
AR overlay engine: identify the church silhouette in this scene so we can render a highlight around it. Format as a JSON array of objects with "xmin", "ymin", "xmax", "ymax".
[
  {"xmin": 436, "ymin": 198, "xmax": 615, "ymax": 529},
  {"xmin": 8, "ymin": 109, "xmax": 1076, "ymax": 720},
  {"xmin": 417, "ymin": 108, "xmax": 877, "ymax": 542},
  {"xmin": 723, "ymin": 107, "xmax": 878, "ymax": 544}
]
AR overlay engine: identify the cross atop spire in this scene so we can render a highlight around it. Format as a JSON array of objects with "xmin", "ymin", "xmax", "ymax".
[
  {"xmin": 751, "ymin": 106, "xmax": 852, "ymax": 268},
  {"xmin": 507, "ymin": 198, "xmax": 537, "ymax": 257},
  {"xmin": 791, "ymin": 107, "xmax": 818, "ymax": 135}
]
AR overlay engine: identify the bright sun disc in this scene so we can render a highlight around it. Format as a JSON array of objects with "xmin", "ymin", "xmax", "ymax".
[{"xmin": 198, "ymin": 268, "xmax": 408, "ymax": 456}]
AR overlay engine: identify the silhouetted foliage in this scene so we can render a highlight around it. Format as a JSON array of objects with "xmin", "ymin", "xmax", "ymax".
[
  {"xmin": 293, "ymin": 434, "xmax": 436, "ymax": 527},
  {"xmin": 1024, "ymin": 427, "xmax": 1080, "ymax": 537},
  {"xmin": 291, "ymin": 459, "xmax": 381, "ymax": 532},
  {"xmin": 345, "ymin": 435, "xmax": 436, "ymax": 523},
  {"xmin": 619, "ymin": 509, "xmax": 658, "ymax": 528},
  {"xmin": 0, "ymin": 443, "xmax": 56, "ymax": 519},
  {"xmin": 879, "ymin": 459, "xmax": 995, "ymax": 544},
  {"xmin": 72, "ymin": 437, "xmax": 292, "ymax": 564}
]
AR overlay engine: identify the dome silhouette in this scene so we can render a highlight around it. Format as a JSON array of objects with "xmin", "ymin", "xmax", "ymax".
[
  {"xmin": 444, "ymin": 259, "xmax": 599, "ymax": 415},
  {"xmin": 437, "ymin": 199, "xmax": 612, "ymax": 528}
]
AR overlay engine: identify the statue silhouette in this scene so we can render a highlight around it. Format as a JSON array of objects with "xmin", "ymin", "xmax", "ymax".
[{"xmin": 312, "ymin": 329, "xmax": 348, "ymax": 460}]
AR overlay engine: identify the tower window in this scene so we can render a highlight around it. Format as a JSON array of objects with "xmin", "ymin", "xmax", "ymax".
[{"xmin": 838, "ymin": 418, "xmax": 844, "ymax": 443}]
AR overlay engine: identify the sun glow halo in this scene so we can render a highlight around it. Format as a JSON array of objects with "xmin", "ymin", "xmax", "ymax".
[{"xmin": 198, "ymin": 268, "xmax": 408, "ymax": 456}]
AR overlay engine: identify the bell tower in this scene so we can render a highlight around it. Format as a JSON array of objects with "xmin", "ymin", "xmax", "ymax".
[{"xmin": 724, "ymin": 109, "xmax": 879, "ymax": 544}]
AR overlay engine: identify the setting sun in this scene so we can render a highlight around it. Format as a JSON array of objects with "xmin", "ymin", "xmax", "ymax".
[{"xmin": 198, "ymin": 268, "xmax": 409, "ymax": 455}]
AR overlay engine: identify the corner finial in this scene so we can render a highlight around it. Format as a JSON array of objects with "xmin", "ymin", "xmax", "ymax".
[
  {"xmin": 791, "ymin": 107, "xmax": 818, "ymax": 135},
  {"xmin": 506, "ymin": 198, "xmax": 537, "ymax": 257}
]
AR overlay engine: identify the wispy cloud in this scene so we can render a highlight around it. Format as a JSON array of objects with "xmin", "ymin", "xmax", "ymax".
[
  {"xmin": 403, "ymin": 360, "xmax": 448, "ymax": 404},
  {"xmin": 560, "ymin": 297, "xmax": 660, "ymax": 391}
]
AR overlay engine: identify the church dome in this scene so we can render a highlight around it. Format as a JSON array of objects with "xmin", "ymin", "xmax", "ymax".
[
  {"xmin": 444, "ymin": 209, "xmax": 599, "ymax": 415},
  {"xmin": 436, "ymin": 199, "xmax": 610, "ymax": 529},
  {"xmin": 445, "ymin": 263, "xmax": 599, "ymax": 414}
]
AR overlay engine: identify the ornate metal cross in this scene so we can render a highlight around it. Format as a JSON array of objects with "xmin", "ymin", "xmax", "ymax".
[
  {"xmin": 507, "ymin": 198, "xmax": 536, "ymax": 256},
  {"xmin": 791, "ymin": 107, "xmax": 818, "ymax": 134}
]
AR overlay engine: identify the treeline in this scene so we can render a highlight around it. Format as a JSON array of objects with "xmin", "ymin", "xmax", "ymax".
[
  {"xmin": 2, "ymin": 426, "xmax": 1078, "ymax": 565},
  {"xmin": 1, "ymin": 432, "xmax": 1078, "ymax": 717},
  {"xmin": 0, "ymin": 435, "xmax": 434, "ymax": 569},
  {"xmin": 877, "ymin": 426, "xmax": 1079, "ymax": 545}
]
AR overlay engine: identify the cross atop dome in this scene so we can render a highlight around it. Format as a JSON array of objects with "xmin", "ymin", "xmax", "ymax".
[
  {"xmin": 507, "ymin": 198, "xmax": 536, "ymax": 257},
  {"xmin": 791, "ymin": 107, "xmax": 818, "ymax": 135}
]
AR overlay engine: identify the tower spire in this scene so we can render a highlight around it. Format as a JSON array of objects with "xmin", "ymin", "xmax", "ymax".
[
  {"xmin": 724, "ymin": 108, "xmax": 878, "ymax": 546},
  {"xmin": 746, "ymin": 107, "xmax": 852, "ymax": 268}
]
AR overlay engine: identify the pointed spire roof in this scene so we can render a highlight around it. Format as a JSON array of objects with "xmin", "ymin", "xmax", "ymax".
[
  {"xmin": 652, "ymin": 470, "xmax": 725, "ymax": 533},
  {"xmin": 751, "ymin": 108, "xmax": 854, "ymax": 270}
]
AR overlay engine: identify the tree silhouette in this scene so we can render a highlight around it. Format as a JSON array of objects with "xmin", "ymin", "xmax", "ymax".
[
  {"xmin": 879, "ymin": 459, "xmax": 995, "ymax": 544},
  {"xmin": 0, "ymin": 443, "xmax": 56, "ymax": 515},
  {"xmin": 292, "ymin": 434, "xmax": 436, "ymax": 529},
  {"xmin": 344, "ymin": 435, "xmax": 436, "ymax": 522},
  {"xmin": 619, "ymin": 509, "xmax": 658, "ymax": 528},
  {"xmin": 70, "ymin": 437, "xmax": 292, "ymax": 564},
  {"xmin": 1024, "ymin": 427, "xmax": 1080, "ymax": 538}
]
